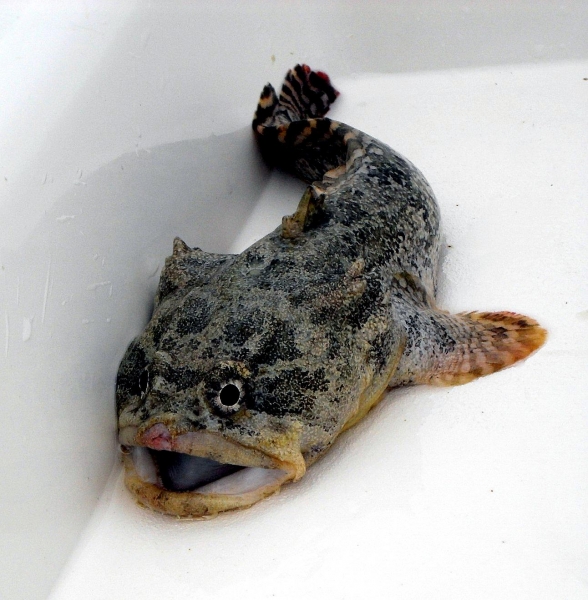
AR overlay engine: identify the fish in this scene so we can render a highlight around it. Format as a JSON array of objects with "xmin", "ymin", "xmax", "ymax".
[{"xmin": 116, "ymin": 64, "xmax": 546, "ymax": 518}]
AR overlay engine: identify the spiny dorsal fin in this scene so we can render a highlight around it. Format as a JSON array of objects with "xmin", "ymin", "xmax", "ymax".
[
  {"xmin": 420, "ymin": 311, "xmax": 547, "ymax": 386},
  {"xmin": 281, "ymin": 186, "xmax": 326, "ymax": 240}
]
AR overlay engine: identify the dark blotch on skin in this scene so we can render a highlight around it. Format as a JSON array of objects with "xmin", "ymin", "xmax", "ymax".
[
  {"xmin": 150, "ymin": 311, "xmax": 175, "ymax": 347},
  {"xmin": 251, "ymin": 367, "xmax": 329, "ymax": 417},
  {"xmin": 174, "ymin": 296, "xmax": 213, "ymax": 337},
  {"xmin": 116, "ymin": 341, "xmax": 149, "ymax": 409},
  {"xmin": 251, "ymin": 324, "xmax": 302, "ymax": 366},
  {"xmin": 223, "ymin": 319, "xmax": 257, "ymax": 346},
  {"xmin": 170, "ymin": 366, "xmax": 203, "ymax": 392}
]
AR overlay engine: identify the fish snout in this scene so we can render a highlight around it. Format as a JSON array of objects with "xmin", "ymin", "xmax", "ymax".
[{"xmin": 138, "ymin": 422, "xmax": 173, "ymax": 450}]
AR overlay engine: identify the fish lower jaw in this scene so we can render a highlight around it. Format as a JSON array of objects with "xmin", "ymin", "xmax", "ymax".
[
  {"xmin": 121, "ymin": 451, "xmax": 291, "ymax": 518},
  {"xmin": 118, "ymin": 426, "xmax": 296, "ymax": 517}
]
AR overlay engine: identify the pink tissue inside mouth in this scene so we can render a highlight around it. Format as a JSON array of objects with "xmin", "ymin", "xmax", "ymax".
[{"xmin": 140, "ymin": 423, "xmax": 172, "ymax": 450}]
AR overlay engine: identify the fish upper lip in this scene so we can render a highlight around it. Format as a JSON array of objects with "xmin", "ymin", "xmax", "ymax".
[{"xmin": 119, "ymin": 425, "xmax": 299, "ymax": 477}]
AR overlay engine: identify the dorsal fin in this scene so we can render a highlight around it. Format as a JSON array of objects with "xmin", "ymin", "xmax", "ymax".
[
  {"xmin": 154, "ymin": 237, "xmax": 233, "ymax": 306},
  {"xmin": 281, "ymin": 186, "xmax": 326, "ymax": 240}
]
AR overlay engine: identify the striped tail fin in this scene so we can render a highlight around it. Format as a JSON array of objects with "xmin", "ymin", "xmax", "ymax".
[
  {"xmin": 253, "ymin": 64, "xmax": 339, "ymax": 131},
  {"xmin": 252, "ymin": 65, "xmax": 356, "ymax": 184}
]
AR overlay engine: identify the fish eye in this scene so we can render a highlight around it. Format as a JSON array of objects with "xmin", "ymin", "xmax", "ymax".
[
  {"xmin": 213, "ymin": 381, "xmax": 244, "ymax": 415},
  {"xmin": 220, "ymin": 383, "xmax": 241, "ymax": 406}
]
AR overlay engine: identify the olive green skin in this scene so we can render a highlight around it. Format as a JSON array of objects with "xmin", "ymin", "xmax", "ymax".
[{"xmin": 116, "ymin": 124, "xmax": 440, "ymax": 466}]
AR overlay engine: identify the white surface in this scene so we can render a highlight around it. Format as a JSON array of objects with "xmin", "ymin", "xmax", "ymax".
[{"xmin": 0, "ymin": 2, "xmax": 587, "ymax": 600}]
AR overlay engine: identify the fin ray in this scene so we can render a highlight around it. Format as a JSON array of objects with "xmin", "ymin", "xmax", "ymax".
[{"xmin": 422, "ymin": 311, "xmax": 547, "ymax": 386}]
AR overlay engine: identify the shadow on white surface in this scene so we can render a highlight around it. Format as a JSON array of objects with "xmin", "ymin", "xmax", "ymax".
[{"xmin": 0, "ymin": 129, "xmax": 266, "ymax": 600}]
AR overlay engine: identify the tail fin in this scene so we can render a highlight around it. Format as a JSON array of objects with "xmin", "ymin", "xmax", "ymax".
[
  {"xmin": 253, "ymin": 65, "xmax": 351, "ymax": 183},
  {"xmin": 253, "ymin": 64, "xmax": 339, "ymax": 131}
]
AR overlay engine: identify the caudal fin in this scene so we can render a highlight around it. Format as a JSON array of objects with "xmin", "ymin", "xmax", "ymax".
[{"xmin": 253, "ymin": 64, "xmax": 339, "ymax": 131}]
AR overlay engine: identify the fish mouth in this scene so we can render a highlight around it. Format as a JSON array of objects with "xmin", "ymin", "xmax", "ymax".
[{"xmin": 119, "ymin": 425, "xmax": 296, "ymax": 518}]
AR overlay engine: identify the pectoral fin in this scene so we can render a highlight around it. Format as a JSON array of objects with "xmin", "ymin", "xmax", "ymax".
[{"xmin": 396, "ymin": 309, "xmax": 547, "ymax": 387}]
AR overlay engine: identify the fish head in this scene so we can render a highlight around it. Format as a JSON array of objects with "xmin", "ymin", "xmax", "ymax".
[{"xmin": 116, "ymin": 286, "xmax": 355, "ymax": 517}]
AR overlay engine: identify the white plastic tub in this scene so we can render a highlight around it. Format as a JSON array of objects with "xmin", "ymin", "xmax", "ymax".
[{"xmin": 1, "ymin": 2, "xmax": 586, "ymax": 599}]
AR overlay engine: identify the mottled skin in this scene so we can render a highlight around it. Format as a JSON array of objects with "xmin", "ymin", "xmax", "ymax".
[{"xmin": 116, "ymin": 65, "xmax": 546, "ymax": 515}]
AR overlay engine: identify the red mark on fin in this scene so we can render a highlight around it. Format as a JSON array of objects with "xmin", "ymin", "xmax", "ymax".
[
  {"xmin": 316, "ymin": 70, "xmax": 340, "ymax": 96},
  {"xmin": 316, "ymin": 70, "xmax": 331, "ymax": 83}
]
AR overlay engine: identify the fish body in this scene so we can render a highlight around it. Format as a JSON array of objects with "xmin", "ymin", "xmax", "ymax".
[{"xmin": 116, "ymin": 65, "xmax": 546, "ymax": 517}]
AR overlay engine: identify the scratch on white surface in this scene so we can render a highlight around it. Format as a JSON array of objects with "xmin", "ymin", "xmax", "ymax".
[
  {"xmin": 22, "ymin": 316, "xmax": 33, "ymax": 342},
  {"xmin": 42, "ymin": 173, "xmax": 48, "ymax": 184},
  {"xmin": 87, "ymin": 281, "xmax": 112, "ymax": 291},
  {"xmin": 41, "ymin": 259, "xmax": 52, "ymax": 324},
  {"xmin": 16, "ymin": 276, "xmax": 20, "ymax": 305},
  {"xmin": 4, "ymin": 311, "xmax": 8, "ymax": 356},
  {"xmin": 134, "ymin": 143, "xmax": 150, "ymax": 156},
  {"xmin": 81, "ymin": 319, "xmax": 94, "ymax": 324},
  {"xmin": 56, "ymin": 215, "xmax": 75, "ymax": 222}
]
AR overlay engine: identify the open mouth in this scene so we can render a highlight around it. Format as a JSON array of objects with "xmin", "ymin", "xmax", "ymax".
[
  {"xmin": 129, "ymin": 445, "xmax": 290, "ymax": 495},
  {"xmin": 119, "ymin": 425, "xmax": 294, "ymax": 517}
]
